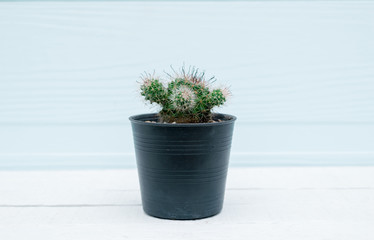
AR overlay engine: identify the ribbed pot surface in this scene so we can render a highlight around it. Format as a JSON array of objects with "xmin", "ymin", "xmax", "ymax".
[{"xmin": 129, "ymin": 113, "xmax": 236, "ymax": 220}]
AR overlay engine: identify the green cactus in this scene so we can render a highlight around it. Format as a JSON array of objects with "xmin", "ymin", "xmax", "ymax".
[{"xmin": 140, "ymin": 67, "xmax": 230, "ymax": 123}]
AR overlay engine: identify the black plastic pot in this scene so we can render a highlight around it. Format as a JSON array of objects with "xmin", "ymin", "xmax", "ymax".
[{"xmin": 129, "ymin": 113, "xmax": 236, "ymax": 220}]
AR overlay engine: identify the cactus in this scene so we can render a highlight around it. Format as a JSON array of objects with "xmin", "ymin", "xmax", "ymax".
[{"xmin": 140, "ymin": 66, "xmax": 230, "ymax": 123}]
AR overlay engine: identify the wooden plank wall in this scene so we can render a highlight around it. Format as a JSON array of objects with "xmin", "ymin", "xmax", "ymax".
[{"xmin": 0, "ymin": 2, "xmax": 373, "ymax": 168}]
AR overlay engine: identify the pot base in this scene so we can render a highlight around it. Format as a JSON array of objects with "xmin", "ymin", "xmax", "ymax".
[{"xmin": 143, "ymin": 208, "xmax": 222, "ymax": 220}]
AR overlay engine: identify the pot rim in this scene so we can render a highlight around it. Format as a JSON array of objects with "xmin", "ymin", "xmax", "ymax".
[{"xmin": 129, "ymin": 113, "xmax": 237, "ymax": 127}]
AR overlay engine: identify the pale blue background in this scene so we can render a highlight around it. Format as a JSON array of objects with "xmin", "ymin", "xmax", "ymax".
[{"xmin": 1, "ymin": 1, "xmax": 374, "ymax": 169}]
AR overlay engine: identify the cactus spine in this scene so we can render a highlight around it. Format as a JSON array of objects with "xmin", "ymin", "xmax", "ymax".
[{"xmin": 140, "ymin": 67, "xmax": 230, "ymax": 123}]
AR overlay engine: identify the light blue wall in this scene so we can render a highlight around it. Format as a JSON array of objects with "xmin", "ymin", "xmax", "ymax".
[{"xmin": 1, "ymin": 1, "xmax": 374, "ymax": 169}]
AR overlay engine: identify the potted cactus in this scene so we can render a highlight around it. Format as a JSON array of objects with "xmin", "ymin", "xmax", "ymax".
[{"xmin": 129, "ymin": 66, "xmax": 236, "ymax": 220}]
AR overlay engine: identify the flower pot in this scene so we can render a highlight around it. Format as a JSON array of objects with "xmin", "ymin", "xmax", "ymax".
[{"xmin": 129, "ymin": 113, "xmax": 236, "ymax": 220}]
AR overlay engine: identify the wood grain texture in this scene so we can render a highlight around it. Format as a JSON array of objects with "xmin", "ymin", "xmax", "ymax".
[
  {"xmin": 0, "ymin": 168, "xmax": 373, "ymax": 239},
  {"xmin": 1, "ymin": 2, "xmax": 374, "ymax": 168},
  {"xmin": 0, "ymin": 1, "xmax": 373, "ymax": 123}
]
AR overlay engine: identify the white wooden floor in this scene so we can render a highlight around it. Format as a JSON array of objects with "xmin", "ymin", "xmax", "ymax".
[{"xmin": 0, "ymin": 167, "xmax": 373, "ymax": 240}]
